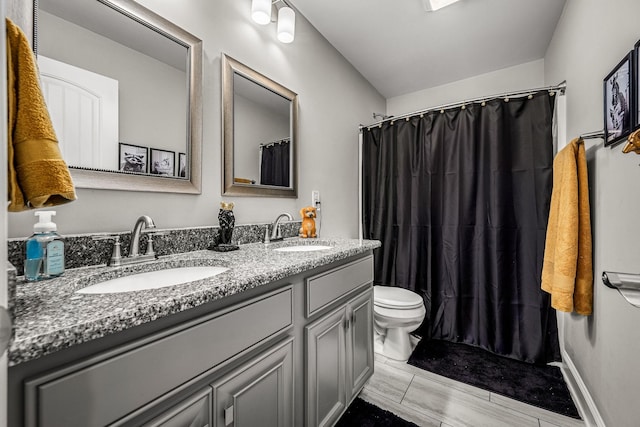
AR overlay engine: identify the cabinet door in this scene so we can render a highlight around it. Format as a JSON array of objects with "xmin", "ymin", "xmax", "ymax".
[
  {"xmin": 346, "ymin": 289, "xmax": 374, "ymax": 399},
  {"xmin": 141, "ymin": 388, "xmax": 211, "ymax": 427},
  {"xmin": 305, "ymin": 307, "xmax": 347, "ymax": 427},
  {"xmin": 212, "ymin": 337, "xmax": 294, "ymax": 427}
]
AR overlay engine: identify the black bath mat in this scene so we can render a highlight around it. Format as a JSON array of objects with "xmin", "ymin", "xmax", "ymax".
[
  {"xmin": 335, "ymin": 398, "xmax": 419, "ymax": 427},
  {"xmin": 407, "ymin": 339, "xmax": 580, "ymax": 419}
]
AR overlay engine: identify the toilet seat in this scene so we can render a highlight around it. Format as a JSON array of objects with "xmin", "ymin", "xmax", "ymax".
[{"xmin": 374, "ymin": 286, "xmax": 423, "ymax": 309}]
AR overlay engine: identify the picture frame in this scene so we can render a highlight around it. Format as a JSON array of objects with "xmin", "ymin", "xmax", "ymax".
[
  {"xmin": 118, "ymin": 143, "xmax": 148, "ymax": 173},
  {"xmin": 149, "ymin": 148, "xmax": 176, "ymax": 176},
  {"xmin": 604, "ymin": 51, "xmax": 633, "ymax": 146},
  {"xmin": 178, "ymin": 152, "xmax": 187, "ymax": 178},
  {"xmin": 634, "ymin": 40, "xmax": 640, "ymax": 129}
]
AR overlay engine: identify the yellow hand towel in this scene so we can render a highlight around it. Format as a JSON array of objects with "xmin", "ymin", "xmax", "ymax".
[
  {"xmin": 541, "ymin": 138, "xmax": 593, "ymax": 315},
  {"xmin": 6, "ymin": 17, "xmax": 76, "ymax": 212}
]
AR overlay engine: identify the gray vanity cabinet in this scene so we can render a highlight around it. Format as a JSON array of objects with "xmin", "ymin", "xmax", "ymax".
[
  {"xmin": 304, "ymin": 255, "xmax": 374, "ymax": 427},
  {"xmin": 211, "ymin": 337, "xmax": 294, "ymax": 427},
  {"xmin": 21, "ymin": 286, "xmax": 293, "ymax": 427},
  {"xmin": 9, "ymin": 252, "xmax": 376, "ymax": 427}
]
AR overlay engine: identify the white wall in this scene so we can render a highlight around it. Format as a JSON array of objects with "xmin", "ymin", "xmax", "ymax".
[
  {"xmin": 544, "ymin": 1, "xmax": 640, "ymax": 425},
  {"xmin": 7, "ymin": 0, "xmax": 384, "ymax": 238},
  {"xmin": 386, "ymin": 59, "xmax": 545, "ymax": 117}
]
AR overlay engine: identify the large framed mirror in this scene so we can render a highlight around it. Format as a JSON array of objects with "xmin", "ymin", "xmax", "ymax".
[
  {"xmin": 8, "ymin": 0, "xmax": 202, "ymax": 194},
  {"xmin": 222, "ymin": 54, "xmax": 298, "ymax": 198}
]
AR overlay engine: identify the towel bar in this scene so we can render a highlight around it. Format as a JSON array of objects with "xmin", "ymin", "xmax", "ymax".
[{"xmin": 601, "ymin": 271, "xmax": 640, "ymax": 307}]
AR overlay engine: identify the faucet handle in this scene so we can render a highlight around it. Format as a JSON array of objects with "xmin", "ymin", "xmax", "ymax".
[
  {"xmin": 142, "ymin": 230, "xmax": 168, "ymax": 257},
  {"xmin": 92, "ymin": 235, "xmax": 123, "ymax": 266}
]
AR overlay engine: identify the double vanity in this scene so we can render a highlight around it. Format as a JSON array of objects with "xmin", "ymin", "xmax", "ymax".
[{"xmin": 8, "ymin": 237, "xmax": 380, "ymax": 427}]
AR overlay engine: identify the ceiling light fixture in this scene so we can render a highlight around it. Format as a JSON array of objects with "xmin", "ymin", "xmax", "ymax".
[
  {"xmin": 277, "ymin": 6, "xmax": 295, "ymax": 43},
  {"xmin": 251, "ymin": 0, "xmax": 272, "ymax": 25},
  {"xmin": 423, "ymin": 0, "xmax": 461, "ymax": 12},
  {"xmin": 251, "ymin": 0, "xmax": 296, "ymax": 43}
]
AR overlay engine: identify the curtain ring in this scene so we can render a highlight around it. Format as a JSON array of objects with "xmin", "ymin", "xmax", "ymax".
[
  {"xmin": 549, "ymin": 90, "xmax": 556, "ymax": 96},
  {"xmin": 406, "ymin": 117, "xmax": 410, "ymax": 122},
  {"xmin": 504, "ymin": 97, "xmax": 510, "ymax": 102},
  {"xmin": 440, "ymin": 109, "xmax": 444, "ymax": 114},
  {"xmin": 481, "ymin": 101, "xmax": 486, "ymax": 107},
  {"xmin": 527, "ymin": 94, "xmax": 533, "ymax": 100},
  {"xmin": 461, "ymin": 104, "xmax": 466, "ymax": 110},
  {"xmin": 420, "ymin": 113, "xmax": 424, "ymax": 118}
]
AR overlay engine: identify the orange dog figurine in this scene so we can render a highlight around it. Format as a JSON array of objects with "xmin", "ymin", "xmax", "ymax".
[{"xmin": 299, "ymin": 206, "xmax": 317, "ymax": 238}]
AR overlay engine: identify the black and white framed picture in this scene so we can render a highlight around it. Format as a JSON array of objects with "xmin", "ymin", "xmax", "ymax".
[
  {"xmin": 634, "ymin": 40, "xmax": 640, "ymax": 129},
  {"xmin": 118, "ymin": 143, "xmax": 148, "ymax": 173},
  {"xmin": 604, "ymin": 52, "xmax": 633, "ymax": 146},
  {"xmin": 150, "ymin": 148, "xmax": 175, "ymax": 176},
  {"xmin": 178, "ymin": 152, "xmax": 187, "ymax": 178}
]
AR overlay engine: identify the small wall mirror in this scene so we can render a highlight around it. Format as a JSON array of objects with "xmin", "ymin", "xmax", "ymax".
[
  {"xmin": 222, "ymin": 54, "xmax": 298, "ymax": 197},
  {"xmin": 11, "ymin": 0, "xmax": 203, "ymax": 193}
]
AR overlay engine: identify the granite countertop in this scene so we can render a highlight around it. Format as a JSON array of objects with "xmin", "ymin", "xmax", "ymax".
[{"xmin": 9, "ymin": 238, "xmax": 380, "ymax": 366}]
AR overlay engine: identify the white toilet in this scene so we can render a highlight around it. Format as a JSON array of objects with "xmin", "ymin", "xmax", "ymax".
[{"xmin": 373, "ymin": 285, "xmax": 426, "ymax": 361}]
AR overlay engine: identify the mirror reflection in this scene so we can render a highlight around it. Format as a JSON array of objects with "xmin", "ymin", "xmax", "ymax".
[
  {"xmin": 20, "ymin": 0, "xmax": 204, "ymax": 193},
  {"xmin": 233, "ymin": 73, "xmax": 291, "ymax": 187},
  {"xmin": 222, "ymin": 54, "xmax": 298, "ymax": 198},
  {"xmin": 38, "ymin": 0, "xmax": 187, "ymax": 177}
]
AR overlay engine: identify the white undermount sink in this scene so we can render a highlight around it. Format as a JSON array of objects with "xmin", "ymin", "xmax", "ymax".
[
  {"xmin": 76, "ymin": 266, "xmax": 229, "ymax": 294},
  {"xmin": 273, "ymin": 245, "xmax": 332, "ymax": 253}
]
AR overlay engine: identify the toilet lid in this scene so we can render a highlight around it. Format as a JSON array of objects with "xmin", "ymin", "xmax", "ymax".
[{"xmin": 374, "ymin": 286, "xmax": 424, "ymax": 309}]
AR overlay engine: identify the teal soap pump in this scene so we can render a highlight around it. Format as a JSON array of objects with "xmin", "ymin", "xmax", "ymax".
[{"xmin": 25, "ymin": 211, "xmax": 65, "ymax": 281}]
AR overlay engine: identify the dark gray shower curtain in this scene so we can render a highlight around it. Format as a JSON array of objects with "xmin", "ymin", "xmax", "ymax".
[
  {"xmin": 260, "ymin": 141, "xmax": 290, "ymax": 187},
  {"xmin": 362, "ymin": 92, "xmax": 560, "ymax": 364}
]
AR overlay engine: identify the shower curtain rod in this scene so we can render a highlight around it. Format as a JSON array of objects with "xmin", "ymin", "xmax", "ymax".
[
  {"xmin": 360, "ymin": 81, "xmax": 567, "ymax": 130},
  {"xmin": 259, "ymin": 138, "xmax": 290, "ymax": 148}
]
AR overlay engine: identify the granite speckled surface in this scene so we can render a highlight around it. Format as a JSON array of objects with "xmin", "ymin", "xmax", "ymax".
[
  {"xmin": 7, "ymin": 221, "xmax": 301, "ymax": 275},
  {"xmin": 9, "ymin": 237, "xmax": 380, "ymax": 366}
]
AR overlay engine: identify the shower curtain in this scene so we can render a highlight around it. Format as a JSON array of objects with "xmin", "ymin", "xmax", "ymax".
[
  {"xmin": 260, "ymin": 140, "xmax": 290, "ymax": 187},
  {"xmin": 362, "ymin": 92, "xmax": 560, "ymax": 364}
]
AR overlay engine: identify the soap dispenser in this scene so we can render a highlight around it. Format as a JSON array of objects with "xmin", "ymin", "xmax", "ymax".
[{"xmin": 25, "ymin": 211, "xmax": 65, "ymax": 281}]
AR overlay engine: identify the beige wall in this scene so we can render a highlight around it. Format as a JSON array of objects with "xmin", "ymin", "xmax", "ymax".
[
  {"xmin": 386, "ymin": 59, "xmax": 545, "ymax": 117},
  {"xmin": 545, "ymin": 1, "xmax": 640, "ymax": 426},
  {"xmin": 8, "ymin": 0, "xmax": 384, "ymax": 238}
]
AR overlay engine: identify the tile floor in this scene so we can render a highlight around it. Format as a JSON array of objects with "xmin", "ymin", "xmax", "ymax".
[{"xmin": 359, "ymin": 353, "xmax": 585, "ymax": 427}]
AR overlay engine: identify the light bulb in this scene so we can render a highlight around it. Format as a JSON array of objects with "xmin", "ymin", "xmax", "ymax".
[
  {"xmin": 252, "ymin": 0, "xmax": 271, "ymax": 25},
  {"xmin": 277, "ymin": 6, "xmax": 295, "ymax": 43}
]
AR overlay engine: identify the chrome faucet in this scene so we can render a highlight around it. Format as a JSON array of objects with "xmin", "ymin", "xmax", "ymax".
[
  {"xmin": 122, "ymin": 215, "xmax": 158, "ymax": 264},
  {"xmin": 269, "ymin": 213, "xmax": 293, "ymax": 242}
]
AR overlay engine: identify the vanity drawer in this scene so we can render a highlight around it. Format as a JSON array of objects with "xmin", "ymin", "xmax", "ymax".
[
  {"xmin": 305, "ymin": 255, "xmax": 373, "ymax": 317},
  {"xmin": 27, "ymin": 286, "xmax": 293, "ymax": 427}
]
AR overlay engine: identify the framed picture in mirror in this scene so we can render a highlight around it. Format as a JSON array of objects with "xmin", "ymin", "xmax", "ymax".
[
  {"xmin": 150, "ymin": 149, "xmax": 175, "ymax": 176},
  {"xmin": 604, "ymin": 52, "xmax": 633, "ymax": 147},
  {"xmin": 118, "ymin": 143, "xmax": 148, "ymax": 174},
  {"xmin": 178, "ymin": 152, "xmax": 187, "ymax": 178}
]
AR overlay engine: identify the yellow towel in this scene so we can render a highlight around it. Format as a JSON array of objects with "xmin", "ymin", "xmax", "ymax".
[
  {"xmin": 541, "ymin": 138, "xmax": 593, "ymax": 315},
  {"xmin": 6, "ymin": 17, "xmax": 76, "ymax": 212}
]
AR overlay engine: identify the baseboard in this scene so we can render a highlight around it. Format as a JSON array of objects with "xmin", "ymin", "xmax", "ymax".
[{"xmin": 560, "ymin": 349, "xmax": 606, "ymax": 427}]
